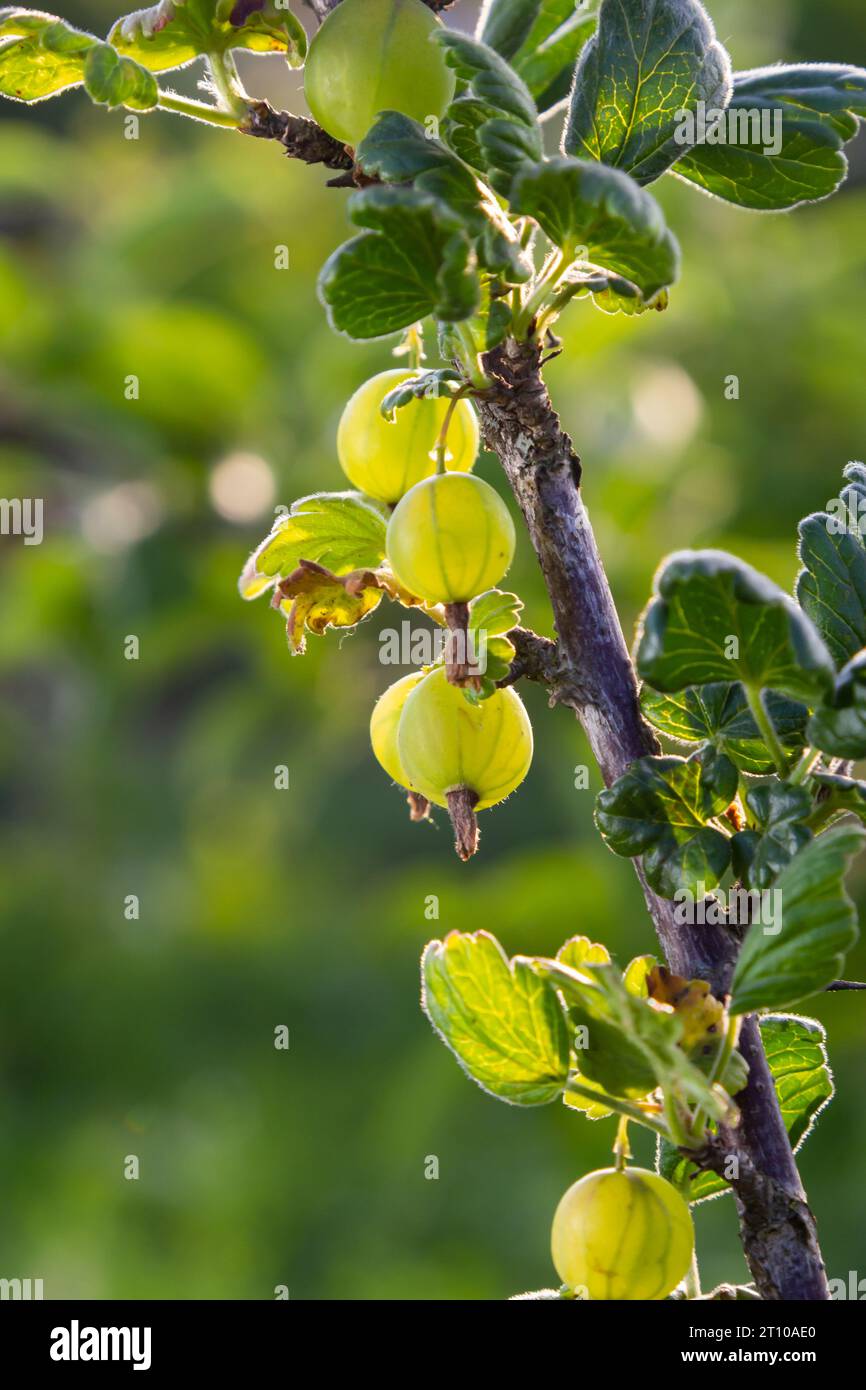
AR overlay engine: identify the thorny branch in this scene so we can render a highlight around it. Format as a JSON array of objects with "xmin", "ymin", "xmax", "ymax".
[{"xmin": 474, "ymin": 337, "xmax": 831, "ymax": 1301}]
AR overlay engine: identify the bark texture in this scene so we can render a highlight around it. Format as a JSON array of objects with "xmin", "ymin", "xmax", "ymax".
[{"xmin": 242, "ymin": 101, "xmax": 354, "ymax": 172}]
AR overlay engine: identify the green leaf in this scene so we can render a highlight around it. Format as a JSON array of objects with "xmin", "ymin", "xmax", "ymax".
[
  {"xmin": 421, "ymin": 931, "xmax": 571, "ymax": 1105},
  {"xmin": 641, "ymin": 682, "xmax": 808, "ymax": 775},
  {"xmin": 509, "ymin": 157, "xmax": 680, "ymax": 303},
  {"xmin": 439, "ymin": 28, "xmax": 539, "ymax": 130},
  {"xmin": 468, "ymin": 588, "xmax": 523, "ymax": 639},
  {"xmin": 590, "ymin": 277, "xmax": 669, "ymax": 317},
  {"xmin": 559, "ymin": 972, "xmax": 659, "ymax": 1100},
  {"xmin": 84, "ymin": 41, "xmax": 157, "ymax": 110},
  {"xmin": 437, "ymin": 279, "xmax": 513, "ymax": 358},
  {"xmin": 356, "ymin": 112, "xmax": 531, "ymax": 282},
  {"xmin": 110, "ymin": 0, "xmax": 306, "ymax": 74},
  {"xmin": 558, "ymin": 938, "xmax": 628, "ymax": 1119},
  {"xmin": 564, "ymin": 0, "xmax": 732, "ymax": 184},
  {"xmin": 797, "ymin": 462, "xmax": 866, "ymax": 669},
  {"xmin": 636, "ymin": 550, "xmax": 836, "ymax": 706},
  {"xmin": 440, "ymin": 97, "xmax": 492, "ymax": 171},
  {"xmin": 760, "ymin": 1014, "xmax": 834, "ymax": 1150},
  {"xmin": 223, "ymin": 4, "xmax": 306, "ymax": 66},
  {"xmin": 239, "ymin": 492, "xmax": 387, "ymax": 598},
  {"xmin": 731, "ymin": 783, "xmax": 812, "ymax": 891},
  {"xmin": 378, "ymin": 368, "xmax": 463, "ymax": 420},
  {"xmin": 730, "ymin": 826, "xmax": 864, "ymax": 1014},
  {"xmin": 465, "ymin": 590, "xmax": 524, "ymax": 684},
  {"xmin": 658, "ymin": 1013, "xmax": 834, "ymax": 1202},
  {"xmin": 595, "ymin": 747, "xmax": 737, "ymax": 899},
  {"xmin": 437, "ymin": 29, "xmax": 542, "ymax": 194},
  {"xmin": 673, "ymin": 64, "xmax": 866, "ymax": 211},
  {"xmin": 318, "ymin": 186, "xmax": 481, "ymax": 341},
  {"xmin": 811, "ymin": 771, "xmax": 866, "ymax": 824},
  {"xmin": 622, "ymin": 953, "xmax": 656, "ymax": 996},
  {"xmin": 556, "ymin": 935, "xmax": 611, "ymax": 970},
  {"xmin": 547, "ymin": 958, "xmax": 728, "ymax": 1115},
  {"xmin": 478, "ymin": 0, "xmax": 545, "ymax": 56},
  {"xmin": 480, "ymin": 0, "xmax": 598, "ymax": 112},
  {"xmin": 0, "ymin": 9, "xmax": 97, "ymax": 102},
  {"xmin": 808, "ymin": 652, "xmax": 866, "ymax": 760},
  {"xmin": 513, "ymin": 6, "xmax": 597, "ymax": 114}
]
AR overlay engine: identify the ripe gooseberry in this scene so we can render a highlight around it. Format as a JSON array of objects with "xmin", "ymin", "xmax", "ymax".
[
  {"xmin": 396, "ymin": 667, "xmax": 532, "ymax": 811},
  {"xmin": 386, "ymin": 473, "xmax": 516, "ymax": 605},
  {"xmin": 551, "ymin": 1167, "xmax": 694, "ymax": 1300},
  {"xmin": 338, "ymin": 370, "xmax": 479, "ymax": 505},
  {"xmin": 370, "ymin": 671, "xmax": 425, "ymax": 787},
  {"xmin": 304, "ymin": 0, "xmax": 456, "ymax": 148}
]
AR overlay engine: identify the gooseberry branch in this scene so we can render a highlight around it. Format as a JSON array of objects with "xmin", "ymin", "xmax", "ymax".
[
  {"xmin": 6, "ymin": 0, "xmax": 862, "ymax": 1306},
  {"xmin": 238, "ymin": 31, "xmax": 832, "ymax": 1299},
  {"xmin": 472, "ymin": 335, "xmax": 829, "ymax": 1299}
]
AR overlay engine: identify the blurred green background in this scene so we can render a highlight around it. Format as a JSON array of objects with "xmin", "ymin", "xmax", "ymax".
[{"xmin": 1, "ymin": 0, "xmax": 865, "ymax": 1299}]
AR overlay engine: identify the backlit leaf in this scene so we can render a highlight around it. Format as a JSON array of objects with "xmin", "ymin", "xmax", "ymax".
[
  {"xmin": 421, "ymin": 930, "xmax": 571, "ymax": 1105},
  {"xmin": 730, "ymin": 826, "xmax": 864, "ymax": 1014},
  {"xmin": 674, "ymin": 64, "xmax": 866, "ymax": 210},
  {"xmin": 510, "ymin": 156, "xmax": 680, "ymax": 302},
  {"xmin": 564, "ymin": 0, "xmax": 732, "ymax": 183},
  {"xmin": 635, "ymin": 549, "xmax": 835, "ymax": 705}
]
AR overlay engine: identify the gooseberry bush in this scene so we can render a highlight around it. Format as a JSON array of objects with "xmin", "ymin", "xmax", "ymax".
[{"xmin": 6, "ymin": 0, "xmax": 866, "ymax": 1301}]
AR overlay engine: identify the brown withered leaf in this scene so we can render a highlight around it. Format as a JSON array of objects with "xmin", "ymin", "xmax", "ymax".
[
  {"xmin": 275, "ymin": 560, "xmax": 384, "ymax": 654},
  {"xmin": 646, "ymin": 965, "xmax": 725, "ymax": 1052}
]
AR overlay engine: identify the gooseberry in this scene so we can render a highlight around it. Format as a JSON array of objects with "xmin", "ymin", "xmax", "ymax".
[
  {"xmin": 338, "ymin": 370, "xmax": 479, "ymax": 505},
  {"xmin": 396, "ymin": 666, "xmax": 532, "ymax": 810},
  {"xmin": 386, "ymin": 473, "xmax": 516, "ymax": 605},
  {"xmin": 304, "ymin": 0, "xmax": 456, "ymax": 149},
  {"xmin": 370, "ymin": 671, "xmax": 425, "ymax": 787},
  {"xmin": 551, "ymin": 1167, "xmax": 694, "ymax": 1301}
]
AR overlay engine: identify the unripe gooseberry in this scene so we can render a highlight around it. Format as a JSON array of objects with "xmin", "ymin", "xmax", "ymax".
[
  {"xmin": 551, "ymin": 1167, "xmax": 694, "ymax": 1301},
  {"xmin": 396, "ymin": 666, "xmax": 532, "ymax": 810},
  {"xmin": 338, "ymin": 370, "xmax": 479, "ymax": 505},
  {"xmin": 304, "ymin": 0, "xmax": 456, "ymax": 148},
  {"xmin": 386, "ymin": 473, "xmax": 516, "ymax": 605},
  {"xmin": 370, "ymin": 671, "xmax": 425, "ymax": 787}
]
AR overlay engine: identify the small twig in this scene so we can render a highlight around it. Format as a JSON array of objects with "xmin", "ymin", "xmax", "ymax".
[
  {"xmin": 826, "ymin": 979, "xmax": 866, "ymax": 991},
  {"xmin": 241, "ymin": 100, "xmax": 353, "ymax": 172},
  {"xmin": 497, "ymin": 627, "xmax": 589, "ymax": 713},
  {"xmin": 497, "ymin": 627, "xmax": 559, "ymax": 687}
]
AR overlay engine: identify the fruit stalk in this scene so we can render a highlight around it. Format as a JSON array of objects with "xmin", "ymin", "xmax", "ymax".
[
  {"xmin": 443, "ymin": 601, "xmax": 473, "ymax": 686},
  {"xmin": 446, "ymin": 787, "xmax": 479, "ymax": 861},
  {"xmin": 474, "ymin": 335, "xmax": 829, "ymax": 1301}
]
